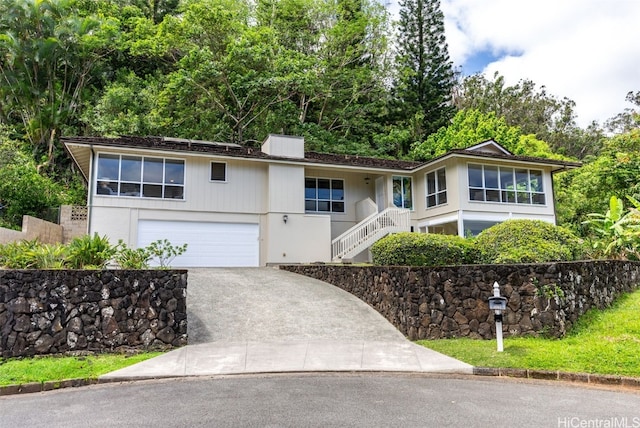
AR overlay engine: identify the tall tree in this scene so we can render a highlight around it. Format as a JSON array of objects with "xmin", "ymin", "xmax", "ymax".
[
  {"xmin": 454, "ymin": 72, "xmax": 605, "ymax": 159},
  {"xmin": 606, "ymin": 90, "xmax": 640, "ymax": 134},
  {"xmin": 0, "ymin": 0, "xmax": 116, "ymax": 167},
  {"xmin": 393, "ymin": 0, "xmax": 455, "ymax": 154}
]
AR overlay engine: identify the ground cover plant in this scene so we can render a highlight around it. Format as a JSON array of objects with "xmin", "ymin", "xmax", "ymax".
[
  {"xmin": 0, "ymin": 352, "xmax": 162, "ymax": 387},
  {"xmin": 417, "ymin": 289, "xmax": 640, "ymax": 377}
]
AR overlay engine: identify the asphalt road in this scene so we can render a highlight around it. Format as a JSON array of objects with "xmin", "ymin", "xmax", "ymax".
[{"xmin": 1, "ymin": 374, "xmax": 638, "ymax": 428}]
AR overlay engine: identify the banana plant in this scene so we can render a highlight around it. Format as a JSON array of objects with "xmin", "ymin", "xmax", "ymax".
[{"xmin": 583, "ymin": 195, "xmax": 640, "ymax": 260}]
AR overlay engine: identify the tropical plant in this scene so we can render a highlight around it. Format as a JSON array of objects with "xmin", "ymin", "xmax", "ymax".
[
  {"xmin": 65, "ymin": 233, "xmax": 116, "ymax": 269},
  {"xmin": 24, "ymin": 243, "xmax": 67, "ymax": 269},
  {"xmin": 582, "ymin": 195, "xmax": 640, "ymax": 260},
  {"xmin": 0, "ymin": 240, "xmax": 41, "ymax": 269},
  {"xmin": 145, "ymin": 239, "xmax": 187, "ymax": 268}
]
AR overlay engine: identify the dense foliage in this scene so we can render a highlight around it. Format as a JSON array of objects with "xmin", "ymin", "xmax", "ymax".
[
  {"xmin": 371, "ymin": 232, "xmax": 477, "ymax": 266},
  {"xmin": 474, "ymin": 220, "xmax": 583, "ymax": 264}
]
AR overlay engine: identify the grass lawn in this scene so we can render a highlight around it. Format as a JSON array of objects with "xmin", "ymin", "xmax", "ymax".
[
  {"xmin": 418, "ymin": 289, "xmax": 640, "ymax": 377},
  {"xmin": 0, "ymin": 352, "xmax": 162, "ymax": 386}
]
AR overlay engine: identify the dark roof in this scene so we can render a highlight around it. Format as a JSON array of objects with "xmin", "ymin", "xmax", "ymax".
[
  {"xmin": 61, "ymin": 135, "xmax": 581, "ymax": 174},
  {"xmin": 61, "ymin": 135, "xmax": 422, "ymax": 171},
  {"xmin": 442, "ymin": 149, "xmax": 582, "ymax": 170}
]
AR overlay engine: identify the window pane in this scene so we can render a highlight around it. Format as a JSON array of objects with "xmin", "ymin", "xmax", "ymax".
[
  {"xmin": 317, "ymin": 200, "xmax": 330, "ymax": 211},
  {"xmin": 164, "ymin": 186, "xmax": 184, "ymax": 199},
  {"xmin": 317, "ymin": 179, "xmax": 330, "ymax": 199},
  {"xmin": 427, "ymin": 194, "xmax": 436, "ymax": 207},
  {"xmin": 143, "ymin": 158, "xmax": 164, "ymax": 183},
  {"xmin": 305, "ymin": 200, "xmax": 316, "ymax": 211},
  {"xmin": 120, "ymin": 156, "xmax": 141, "ymax": 182},
  {"xmin": 210, "ymin": 162, "xmax": 226, "ymax": 181},
  {"xmin": 486, "ymin": 189, "xmax": 500, "ymax": 202},
  {"xmin": 119, "ymin": 183, "xmax": 140, "ymax": 196},
  {"xmin": 393, "ymin": 177, "xmax": 403, "ymax": 208},
  {"xmin": 403, "ymin": 177, "xmax": 412, "ymax": 209},
  {"xmin": 516, "ymin": 169, "xmax": 529, "ymax": 191},
  {"xmin": 500, "ymin": 168, "xmax": 514, "ymax": 190},
  {"xmin": 97, "ymin": 180, "xmax": 117, "ymax": 195},
  {"xmin": 437, "ymin": 191, "xmax": 447, "ymax": 205},
  {"xmin": 436, "ymin": 169, "xmax": 446, "ymax": 191},
  {"xmin": 517, "ymin": 191, "xmax": 531, "ymax": 204},
  {"xmin": 484, "ymin": 166, "xmax": 499, "ymax": 188},
  {"xmin": 532, "ymin": 193, "xmax": 546, "ymax": 205},
  {"xmin": 165, "ymin": 159, "xmax": 184, "ymax": 184},
  {"xmin": 305, "ymin": 178, "xmax": 316, "ymax": 199},
  {"xmin": 143, "ymin": 184, "xmax": 162, "ymax": 198},
  {"xmin": 468, "ymin": 164, "xmax": 483, "ymax": 187},
  {"xmin": 332, "ymin": 201, "xmax": 344, "ymax": 212},
  {"xmin": 331, "ymin": 179, "xmax": 344, "ymax": 200},
  {"xmin": 530, "ymin": 170, "xmax": 543, "ymax": 192},
  {"xmin": 426, "ymin": 172, "xmax": 435, "ymax": 194},
  {"xmin": 470, "ymin": 188, "xmax": 484, "ymax": 201},
  {"xmin": 502, "ymin": 190, "xmax": 516, "ymax": 203},
  {"xmin": 97, "ymin": 154, "xmax": 119, "ymax": 181}
]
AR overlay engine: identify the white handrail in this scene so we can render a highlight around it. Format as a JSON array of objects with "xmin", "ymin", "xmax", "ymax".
[{"xmin": 331, "ymin": 207, "xmax": 410, "ymax": 260}]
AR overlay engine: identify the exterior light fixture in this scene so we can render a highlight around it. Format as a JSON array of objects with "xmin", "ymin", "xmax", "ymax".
[
  {"xmin": 364, "ymin": 177, "xmax": 370, "ymax": 185},
  {"xmin": 283, "ymin": 214, "xmax": 288, "ymax": 224}
]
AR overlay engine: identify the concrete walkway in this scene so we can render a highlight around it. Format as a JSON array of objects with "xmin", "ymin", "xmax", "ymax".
[{"xmin": 101, "ymin": 268, "xmax": 471, "ymax": 380}]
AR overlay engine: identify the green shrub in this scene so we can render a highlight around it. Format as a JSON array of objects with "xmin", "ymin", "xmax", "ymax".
[
  {"xmin": 474, "ymin": 219, "xmax": 582, "ymax": 264},
  {"xmin": 65, "ymin": 234, "xmax": 116, "ymax": 269},
  {"xmin": 371, "ymin": 232, "xmax": 477, "ymax": 266},
  {"xmin": 113, "ymin": 241, "xmax": 151, "ymax": 269}
]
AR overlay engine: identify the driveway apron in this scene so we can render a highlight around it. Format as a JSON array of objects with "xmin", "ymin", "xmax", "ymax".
[{"xmin": 101, "ymin": 268, "xmax": 471, "ymax": 379}]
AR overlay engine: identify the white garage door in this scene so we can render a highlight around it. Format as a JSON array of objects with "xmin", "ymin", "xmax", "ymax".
[{"xmin": 137, "ymin": 220, "xmax": 259, "ymax": 267}]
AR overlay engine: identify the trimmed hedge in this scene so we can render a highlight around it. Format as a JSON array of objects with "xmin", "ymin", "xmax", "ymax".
[
  {"xmin": 474, "ymin": 219, "xmax": 582, "ymax": 263},
  {"xmin": 371, "ymin": 232, "xmax": 477, "ymax": 266}
]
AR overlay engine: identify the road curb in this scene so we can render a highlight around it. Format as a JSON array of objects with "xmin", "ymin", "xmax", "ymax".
[
  {"xmin": 0, "ymin": 377, "xmax": 123, "ymax": 397},
  {"xmin": 2, "ymin": 369, "xmax": 639, "ymax": 397},
  {"xmin": 473, "ymin": 367, "xmax": 640, "ymax": 389}
]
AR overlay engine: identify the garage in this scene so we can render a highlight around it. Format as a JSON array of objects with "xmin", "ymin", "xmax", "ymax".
[{"xmin": 137, "ymin": 220, "xmax": 260, "ymax": 267}]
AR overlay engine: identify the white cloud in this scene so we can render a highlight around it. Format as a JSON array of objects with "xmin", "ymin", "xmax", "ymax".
[{"xmin": 439, "ymin": 0, "xmax": 640, "ymax": 127}]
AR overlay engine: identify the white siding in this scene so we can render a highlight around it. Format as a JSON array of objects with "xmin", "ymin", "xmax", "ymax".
[{"xmin": 268, "ymin": 164, "xmax": 304, "ymax": 213}]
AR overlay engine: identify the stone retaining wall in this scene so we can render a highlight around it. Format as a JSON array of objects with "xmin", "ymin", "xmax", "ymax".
[
  {"xmin": 281, "ymin": 261, "xmax": 640, "ymax": 340},
  {"xmin": 0, "ymin": 270, "xmax": 188, "ymax": 357}
]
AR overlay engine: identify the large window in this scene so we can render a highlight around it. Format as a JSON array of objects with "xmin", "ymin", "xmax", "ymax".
[
  {"xmin": 468, "ymin": 164, "xmax": 545, "ymax": 205},
  {"xmin": 426, "ymin": 168, "xmax": 447, "ymax": 208},
  {"xmin": 393, "ymin": 176, "xmax": 413, "ymax": 209},
  {"xmin": 96, "ymin": 153, "xmax": 185, "ymax": 199},
  {"xmin": 305, "ymin": 177, "xmax": 344, "ymax": 213}
]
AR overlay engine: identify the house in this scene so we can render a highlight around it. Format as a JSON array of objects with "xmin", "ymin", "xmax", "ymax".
[{"xmin": 62, "ymin": 134, "xmax": 580, "ymax": 267}]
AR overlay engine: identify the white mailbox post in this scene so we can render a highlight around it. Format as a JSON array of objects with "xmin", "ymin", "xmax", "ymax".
[{"xmin": 488, "ymin": 281, "xmax": 507, "ymax": 352}]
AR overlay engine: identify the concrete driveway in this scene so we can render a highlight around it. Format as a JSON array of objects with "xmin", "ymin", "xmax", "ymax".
[{"xmin": 102, "ymin": 268, "xmax": 471, "ymax": 379}]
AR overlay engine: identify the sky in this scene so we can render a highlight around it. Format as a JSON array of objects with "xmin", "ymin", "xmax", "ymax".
[{"xmin": 388, "ymin": 0, "xmax": 640, "ymax": 128}]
